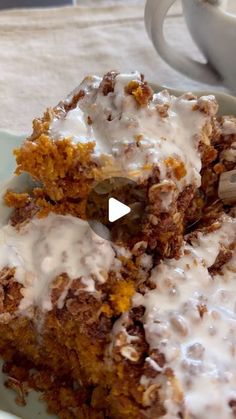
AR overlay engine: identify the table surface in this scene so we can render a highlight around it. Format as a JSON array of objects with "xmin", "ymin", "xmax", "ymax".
[
  {"xmin": 1, "ymin": 0, "xmax": 235, "ymax": 8},
  {"xmin": 0, "ymin": 0, "xmax": 235, "ymax": 134}
]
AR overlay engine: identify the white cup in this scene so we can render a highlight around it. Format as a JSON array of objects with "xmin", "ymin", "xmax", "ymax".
[{"xmin": 145, "ymin": 0, "xmax": 236, "ymax": 92}]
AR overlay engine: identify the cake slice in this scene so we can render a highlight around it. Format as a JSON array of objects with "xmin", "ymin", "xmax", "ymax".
[
  {"xmin": 1, "ymin": 209, "xmax": 236, "ymax": 418},
  {"xmin": 9, "ymin": 71, "xmax": 219, "ymax": 258},
  {"xmin": 0, "ymin": 72, "xmax": 236, "ymax": 419},
  {"xmin": 0, "ymin": 210, "xmax": 149, "ymax": 418}
]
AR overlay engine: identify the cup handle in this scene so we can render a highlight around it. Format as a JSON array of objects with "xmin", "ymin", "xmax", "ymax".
[{"xmin": 145, "ymin": 0, "xmax": 221, "ymax": 85}]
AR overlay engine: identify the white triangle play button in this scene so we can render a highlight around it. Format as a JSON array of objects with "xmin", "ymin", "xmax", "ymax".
[{"xmin": 108, "ymin": 197, "xmax": 131, "ymax": 223}]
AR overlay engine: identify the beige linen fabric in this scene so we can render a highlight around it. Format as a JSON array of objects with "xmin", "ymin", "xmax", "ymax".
[{"xmin": 0, "ymin": 0, "xmax": 234, "ymax": 134}]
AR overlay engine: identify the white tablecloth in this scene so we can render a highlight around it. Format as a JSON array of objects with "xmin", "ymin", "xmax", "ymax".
[{"xmin": 0, "ymin": 0, "xmax": 234, "ymax": 133}]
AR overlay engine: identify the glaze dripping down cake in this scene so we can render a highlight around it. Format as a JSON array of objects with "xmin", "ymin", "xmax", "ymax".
[{"xmin": 0, "ymin": 71, "xmax": 236, "ymax": 419}]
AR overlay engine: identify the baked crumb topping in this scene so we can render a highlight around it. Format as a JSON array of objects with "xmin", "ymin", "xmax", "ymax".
[
  {"xmin": 48, "ymin": 71, "xmax": 215, "ymax": 190},
  {"xmin": 132, "ymin": 216, "xmax": 236, "ymax": 418}
]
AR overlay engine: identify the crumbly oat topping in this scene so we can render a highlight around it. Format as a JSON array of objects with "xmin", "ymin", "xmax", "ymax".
[
  {"xmin": 0, "ymin": 213, "xmax": 118, "ymax": 313},
  {"xmin": 50, "ymin": 71, "xmax": 217, "ymax": 191},
  {"xmin": 131, "ymin": 216, "xmax": 236, "ymax": 418}
]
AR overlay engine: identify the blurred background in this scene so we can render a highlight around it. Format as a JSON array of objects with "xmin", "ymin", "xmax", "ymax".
[
  {"xmin": 0, "ymin": 0, "xmax": 74, "ymax": 8},
  {"xmin": 0, "ymin": 0, "xmax": 234, "ymax": 134}
]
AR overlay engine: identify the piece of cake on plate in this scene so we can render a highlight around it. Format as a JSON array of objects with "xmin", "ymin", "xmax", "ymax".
[
  {"xmin": 0, "ymin": 72, "xmax": 236, "ymax": 419},
  {"xmin": 9, "ymin": 71, "xmax": 220, "ymax": 258}
]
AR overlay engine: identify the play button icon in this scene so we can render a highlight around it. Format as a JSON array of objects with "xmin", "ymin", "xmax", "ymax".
[
  {"xmin": 108, "ymin": 198, "xmax": 131, "ymax": 222},
  {"xmin": 86, "ymin": 177, "xmax": 146, "ymax": 242}
]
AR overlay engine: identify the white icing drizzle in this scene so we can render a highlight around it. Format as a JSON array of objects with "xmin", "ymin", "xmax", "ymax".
[
  {"xmin": 221, "ymin": 142, "xmax": 236, "ymax": 162},
  {"xmin": 0, "ymin": 214, "xmax": 116, "ymax": 313},
  {"xmin": 111, "ymin": 312, "xmax": 140, "ymax": 347},
  {"xmin": 222, "ymin": 119, "xmax": 236, "ymax": 136},
  {"xmin": 132, "ymin": 216, "xmax": 236, "ymax": 418},
  {"xmin": 50, "ymin": 72, "xmax": 214, "ymax": 190}
]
